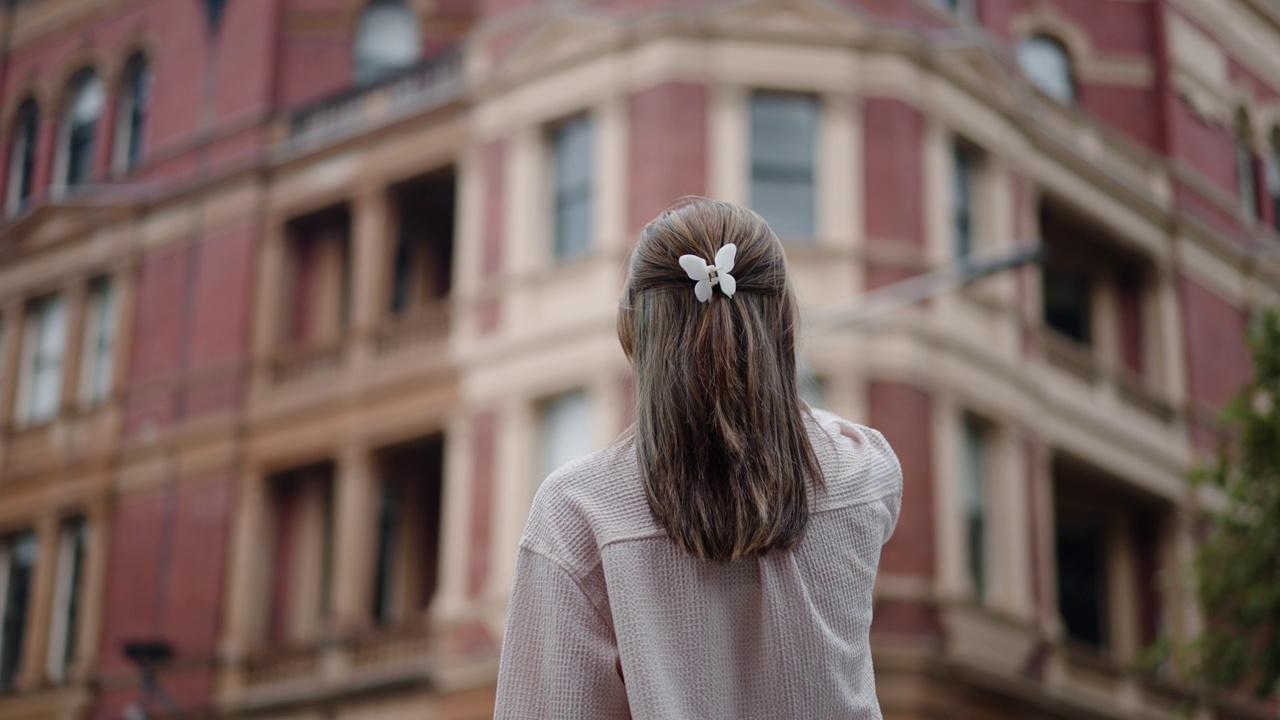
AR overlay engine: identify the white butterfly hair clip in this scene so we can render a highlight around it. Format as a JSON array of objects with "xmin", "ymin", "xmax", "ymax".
[{"xmin": 678, "ymin": 244, "xmax": 737, "ymax": 303}]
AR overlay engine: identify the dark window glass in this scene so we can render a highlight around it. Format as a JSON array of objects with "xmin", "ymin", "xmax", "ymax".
[
  {"xmin": 120, "ymin": 56, "xmax": 151, "ymax": 172},
  {"xmin": 0, "ymin": 532, "xmax": 37, "ymax": 691},
  {"xmin": 961, "ymin": 417, "xmax": 986, "ymax": 599},
  {"xmin": 63, "ymin": 71, "xmax": 104, "ymax": 188},
  {"xmin": 750, "ymin": 93, "xmax": 817, "ymax": 239},
  {"xmin": 1043, "ymin": 266, "xmax": 1091, "ymax": 346},
  {"xmin": 953, "ymin": 143, "xmax": 975, "ymax": 260},
  {"xmin": 6, "ymin": 100, "xmax": 39, "ymax": 214},
  {"xmin": 372, "ymin": 481, "xmax": 398, "ymax": 625},
  {"xmin": 552, "ymin": 116, "xmax": 593, "ymax": 260},
  {"xmin": 1056, "ymin": 518, "xmax": 1108, "ymax": 649}
]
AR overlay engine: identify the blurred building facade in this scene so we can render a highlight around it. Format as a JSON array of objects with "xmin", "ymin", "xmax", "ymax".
[{"xmin": 0, "ymin": 0, "xmax": 1278, "ymax": 719}]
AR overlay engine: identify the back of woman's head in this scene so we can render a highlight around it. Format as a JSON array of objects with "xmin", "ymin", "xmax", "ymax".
[{"xmin": 618, "ymin": 199, "xmax": 822, "ymax": 563}]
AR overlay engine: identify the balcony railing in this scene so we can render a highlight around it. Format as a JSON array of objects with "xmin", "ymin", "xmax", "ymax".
[
  {"xmin": 1039, "ymin": 329, "xmax": 1175, "ymax": 423},
  {"xmin": 374, "ymin": 303, "xmax": 450, "ymax": 357},
  {"xmin": 287, "ymin": 49, "xmax": 464, "ymax": 150}
]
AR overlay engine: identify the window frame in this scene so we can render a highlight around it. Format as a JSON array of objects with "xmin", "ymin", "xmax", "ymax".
[
  {"xmin": 352, "ymin": 0, "xmax": 423, "ymax": 87},
  {"xmin": 16, "ymin": 293, "xmax": 68, "ymax": 428},
  {"xmin": 0, "ymin": 531, "xmax": 37, "ymax": 693},
  {"xmin": 5, "ymin": 98, "xmax": 40, "ymax": 217},
  {"xmin": 113, "ymin": 54, "xmax": 151, "ymax": 176},
  {"xmin": 748, "ymin": 90, "xmax": 819, "ymax": 241},
  {"xmin": 549, "ymin": 114, "xmax": 595, "ymax": 263},
  {"xmin": 537, "ymin": 389, "xmax": 593, "ymax": 484},
  {"xmin": 1017, "ymin": 34, "xmax": 1076, "ymax": 105},
  {"xmin": 78, "ymin": 276, "xmax": 118, "ymax": 409},
  {"xmin": 56, "ymin": 69, "xmax": 105, "ymax": 191},
  {"xmin": 45, "ymin": 517, "xmax": 86, "ymax": 684}
]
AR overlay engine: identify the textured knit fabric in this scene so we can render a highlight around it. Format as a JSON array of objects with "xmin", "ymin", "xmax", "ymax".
[{"xmin": 494, "ymin": 408, "xmax": 903, "ymax": 720}]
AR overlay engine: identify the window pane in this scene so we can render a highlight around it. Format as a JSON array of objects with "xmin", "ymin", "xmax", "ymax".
[
  {"xmin": 1043, "ymin": 267, "xmax": 1091, "ymax": 346},
  {"xmin": 953, "ymin": 144, "xmax": 974, "ymax": 259},
  {"xmin": 79, "ymin": 278, "xmax": 116, "ymax": 407},
  {"xmin": 1237, "ymin": 127, "xmax": 1258, "ymax": 220},
  {"xmin": 1056, "ymin": 518, "xmax": 1108, "ymax": 649},
  {"xmin": 751, "ymin": 177, "xmax": 814, "ymax": 238},
  {"xmin": 6, "ymin": 101, "xmax": 38, "ymax": 214},
  {"xmin": 0, "ymin": 532, "xmax": 37, "ymax": 691},
  {"xmin": 750, "ymin": 94, "xmax": 817, "ymax": 239},
  {"xmin": 118, "ymin": 57, "xmax": 151, "ymax": 172},
  {"xmin": 961, "ymin": 417, "xmax": 986, "ymax": 600},
  {"xmin": 552, "ymin": 117, "xmax": 593, "ymax": 260},
  {"xmin": 25, "ymin": 295, "xmax": 67, "ymax": 424},
  {"xmin": 540, "ymin": 390, "xmax": 592, "ymax": 482},
  {"xmin": 1268, "ymin": 140, "xmax": 1280, "ymax": 230},
  {"xmin": 353, "ymin": 0, "xmax": 422, "ymax": 85},
  {"xmin": 1018, "ymin": 36, "xmax": 1074, "ymax": 104},
  {"xmin": 46, "ymin": 518, "xmax": 86, "ymax": 682},
  {"xmin": 371, "ymin": 482, "xmax": 398, "ymax": 625},
  {"xmin": 64, "ymin": 73, "xmax": 104, "ymax": 188}
]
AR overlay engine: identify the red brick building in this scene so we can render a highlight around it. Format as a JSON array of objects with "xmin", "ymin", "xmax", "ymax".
[{"xmin": 0, "ymin": 0, "xmax": 1276, "ymax": 718}]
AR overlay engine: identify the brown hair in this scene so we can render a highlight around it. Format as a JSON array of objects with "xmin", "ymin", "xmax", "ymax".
[{"xmin": 617, "ymin": 199, "xmax": 822, "ymax": 563}]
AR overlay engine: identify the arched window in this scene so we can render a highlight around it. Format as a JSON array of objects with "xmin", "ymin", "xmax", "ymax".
[
  {"xmin": 1018, "ymin": 34, "xmax": 1075, "ymax": 104},
  {"xmin": 352, "ymin": 0, "xmax": 422, "ymax": 86},
  {"xmin": 1235, "ymin": 112, "xmax": 1259, "ymax": 221},
  {"xmin": 114, "ymin": 54, "xmax": 151, "ymax": 175},
  {"xmin": 5, "ymin": 98, "xmax": 39, "ymax": 217},
  {"xmin": 58, "ymin": 69, "xmax": 105, "ymax": 190}
]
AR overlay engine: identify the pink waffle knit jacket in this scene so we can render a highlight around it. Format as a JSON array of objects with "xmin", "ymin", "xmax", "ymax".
[{"xmin": 494, "ymin": 408, "xmax": 903, "ymax": 720}]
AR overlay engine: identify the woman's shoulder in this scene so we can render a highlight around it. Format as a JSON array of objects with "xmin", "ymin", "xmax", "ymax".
[
  {"xmin": 519, "ymin": 442, "xmax": 661, "ymax": 572},
  {"xmin": 804, "ymin": 407, "xmax": 903, "ymax": 511}
]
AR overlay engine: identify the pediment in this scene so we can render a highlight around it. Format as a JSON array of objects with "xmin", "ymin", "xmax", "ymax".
[
  {"xmin": 487, "ymin": 14, "xmax": 624, "ymax": 84},
  {"xmin": 711, "ymin": 0, "xmax": 868, "ymax": 44}
]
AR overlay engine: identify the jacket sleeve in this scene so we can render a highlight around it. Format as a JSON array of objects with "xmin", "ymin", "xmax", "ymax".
[{"xmin": 494, "ymin": 546, "xmax": 630, "ymax": 720}]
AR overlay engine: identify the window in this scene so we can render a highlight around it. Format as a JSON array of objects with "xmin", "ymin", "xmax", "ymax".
[
  {"xmin": 114, "ymin": 54, "xmax": 151, "ymax": 174},
  {"xmin": 286, "ymin": 206, "xmax": 351, "ymax": 347},
  {"xmin": 1018, "ymin": 35, "xmax": 1074, "ymax": 104},
  {"xmin": 1042, "ymin": 266, "xmax": 1091, "ymax": 346},
  {"xmin": 931, "ymin": 0, "xmax": 976, "ymax": 18},
  {"xmin": 1053, "ymin": 456, "xmax": 1168, "ymax": 658},
  {"xmin": 5, "ymin": 98, "xmax": 39, "ymax": 217},
  {"xmin": 1235, "ymin": 114, "xmax": 1260, "ymax": 221},
  {"xmin": 353, "ymin": 0, "xmax": 422, "ymax": 86},
  {"xmin": 538, "ymin": 390, "xmax": 592, "ymax": 482},
  {"xmin": 0, "ymin": 531, "xmax": 36, "ymax": 692},
  {"xmin": 389, "ymin": 169, "xmax": 455, "ymax": 316},
  {"xmin": 952, "ymin": 141, "xmax": 978, "ymax": 260},
  {"xmin": 266, "ymin": 464, "xmax": 334, "ymax": 645},
  {"xmin": 17, "ymin": 294, "xmax": 68, "ymax": 427},
  {"xmin": 45, "ymin": 518, "xmax": 86, "ymax": 683},
  {"xmin": 58, "ymin": 70, "xmax": 105, "ymax": 189},
  {"xmin": 1056, "ymin": 515, "xmax": 1108, "ymax": 649},
  {"xmin": 750, "ymin": 92, "xmax": 818, "ymax": 239},
  {"xmin": 551, "ymin": 116, "xmax": 594, "ymax": 261},
  {"xmin": 960, "ymin": 416, "xmax": 988, "ymax": 600},
  {"xmin": 78, "ymin": 277, "xmax": 117, "ymax": 407},
  {"xmin": 371, "ymin": 436, "xmax": 444, "ymax": 626}
]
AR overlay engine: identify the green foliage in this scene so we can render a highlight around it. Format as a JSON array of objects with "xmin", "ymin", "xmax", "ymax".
[{"xmin": 1192, "ymin": 307, "xmax": 1280, "ymax": 699}]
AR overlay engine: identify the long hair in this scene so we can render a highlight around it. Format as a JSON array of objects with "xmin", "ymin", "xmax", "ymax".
[{"xmin": 617, "ymin": 199, "xmax": 822, "ymax": 563}]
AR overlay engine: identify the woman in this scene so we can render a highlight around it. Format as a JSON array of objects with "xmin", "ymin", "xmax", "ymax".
[{"xmin": 494, "ymin": 200, "xmax": 902, "ymax": 719}]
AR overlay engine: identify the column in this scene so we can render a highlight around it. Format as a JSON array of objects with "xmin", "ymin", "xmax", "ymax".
[
  {"xmin": 350, "ymin": 188, "xmax": 391, "ymax": 335},
  {"xmin": 58, "ymin": 277, "xmax": 88, "ymax": 415},
  {"xmin": 217, "ymin": 470, "xmax": 267, "ymax": 698},
  {"xmin": 252, "ymin": 223, "xmax": 287, "ymax": 358},
  {"xmin": 73, "ymin": 500, "xmax": 109, "ymax": 682},
  {"xmin": 0, "ymin": 300, "xmax": 26, "ymax": 430},
  {"xmin": 329, "ymin": 439, "xmax": 377, "ymax": 633},
  {"xmin": 708, "ymin": 84, "xmax": 747, "ymax": 205},
  {"xmin": 109, "ymin": 261, "xmax": 139, "ymax": 403},
  {"xmin": 17, "ymin": 513, "xmax": 59, "ymax": 690}
]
